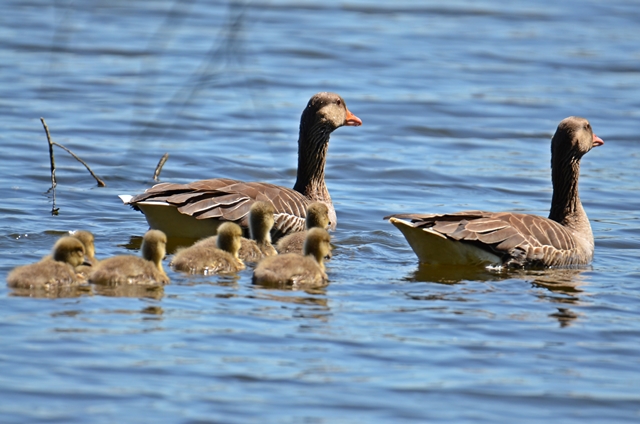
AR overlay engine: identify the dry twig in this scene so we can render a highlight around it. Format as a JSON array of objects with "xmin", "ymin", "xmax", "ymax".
[
  {"xmin": 52, "ymin": 141, "xmax": 106, "ymax": 187},
  {"xmin": 153, "ymin": 153, "xmax": 169, "ymax": 181},
  {"xmin": 41, "ymin": 117, "xmax": 57, "ymax": 190}
]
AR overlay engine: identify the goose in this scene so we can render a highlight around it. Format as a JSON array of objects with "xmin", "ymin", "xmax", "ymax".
[
  {"xmin": 89, "ymin": 229, "xmax": 169, "ymax": 285},
  {"xmin": 195, "ymin": 201, "xmax": 278, "ymax": 263},
  {"xmin": 252, "ymin": 227, "xmax": 331, "ymax": 287},
  {"xmin": 276, "ymin": 202, "xmax": 331, "ymax": 256},
  {"xmin": 7, "ymin": 236, "xmax": 86, "ymax": 288},
  {"xmin": 120, "ymin": 92, "xmax": 362, "ymax": 239},
  {"xmin": 385, "ymin": 116, "xmax": 604, "ymax": 268},
  {"xmin": 171, "ymin": 222, "xmax": 245, "ymax": 274}
]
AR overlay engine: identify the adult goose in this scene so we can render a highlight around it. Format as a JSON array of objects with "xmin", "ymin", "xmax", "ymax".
[
  {"xmin": 385, "ymin": 117, "xmax": 604, "ymax": 268},
  {"xmin": 120, "ymin": 92, "xmax": 362, "ymax": 239},
  {"xmin": 7, "ymin": 236, "xmax": 87, "ymax": 288},
  {"xmin": 89, "ymin": 230, "xmax": 169, "ymax": 285},
  {"xmin": 276, "ymin": 202, "xmax": 331, "ymax": 255},
  {"xmin": 252, "ymin": 227, "xmax": 331, "ymax": 287},
  {"xmin": 171, "ymin": 222, "xmax": 245, "ymax": 274}
]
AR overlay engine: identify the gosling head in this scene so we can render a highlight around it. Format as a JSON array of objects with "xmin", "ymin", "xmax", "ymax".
[
  {"xmin": 305, "ymin": 202, "xmax": 331, "ymax": 230},
  {"xmin": 141, "ymin": 230, "xmax": 167, "ymax": 269},
  {"xmin": 70, "ymin": 230, "xmax": 95, "ymax": 260},
  {"xmin": 52, "ymin": 236, "xmax": 86, "ymax": 268},
  {"xmin": 302, "ymin": 228, "xmax": 332, "ymax": 270},
  {"xmin": 249, "ymin": 201, "xmax": 275, "ymax": 244},
  {"xmin": 216, "ymin": 222, "xmax": 243, "ymax": 258}
]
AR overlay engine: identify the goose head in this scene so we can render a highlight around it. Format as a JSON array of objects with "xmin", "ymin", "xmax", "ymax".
[
  {"xmin": 552, "ymin": 116, "xmax": 604, "ymax": 163},
  {"xmin": 300, "ymin": 92, "xmax": 362, "ymax": 135}
]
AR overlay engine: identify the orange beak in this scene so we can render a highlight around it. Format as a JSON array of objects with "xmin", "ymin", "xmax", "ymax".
[
  {"xmin": 593, "ymin": 133, "xmax": 604, "ymax": 147},
  {"xmin": 345, "ymin": 109, "xmax": 362, "ymax": 126}
]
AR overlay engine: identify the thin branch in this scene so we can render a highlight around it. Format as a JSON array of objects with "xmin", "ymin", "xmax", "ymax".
[
  {"xmin": 41, "ymin": 117, "xmax": 57, "ymax": 189},
  {"xmin": 52, "ymin": 141, "xmax": 106, "ymax": 187},
  {"xmin": 153, "ymin": 153, "xmax": 169, "ymax": 181}
]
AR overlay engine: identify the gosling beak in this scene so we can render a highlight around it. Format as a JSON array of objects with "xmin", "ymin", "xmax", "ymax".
[
  {"xmin": 345, "ymin": 109, "xmax": 362, "ymax": 127},
  {"xmin": 592, "ymin": 133, "xmax": 604, "ymax": 147}
]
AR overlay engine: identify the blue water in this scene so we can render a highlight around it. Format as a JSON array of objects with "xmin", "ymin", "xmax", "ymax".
[{"xmin": 1, "ymin": 0, "xmax": 640, "ymax": 422}]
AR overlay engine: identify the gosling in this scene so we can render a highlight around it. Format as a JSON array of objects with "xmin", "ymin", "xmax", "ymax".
[
  {"xmin": 7, "ymin": 236, "xmax": 86, "ymax": 288},
  {"xmin": 89, "ymin": 230, "xmax": 169, "ymax": 285},
  {"xmin": 192, "ymin": 201, "xmax": 277, "ymax": 263},
  {"xmin": 71, "ymin": 230, "xmax": 98, "ymax": 276},
  {"xmin": 171, "ymin": 222, "xmax": 245, "ymax": 274},
  {"xmin": 276, "ymin": 202, "xmax": 331, "ymax": 256},
  {"xmin": 253, "ymin": 227, "xmax": 331, "ymax": 287}
]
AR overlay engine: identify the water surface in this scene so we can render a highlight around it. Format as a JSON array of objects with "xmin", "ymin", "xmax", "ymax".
[{"xmin": 1, "ymin": 0, "xmax": 639, "ymax": 422}]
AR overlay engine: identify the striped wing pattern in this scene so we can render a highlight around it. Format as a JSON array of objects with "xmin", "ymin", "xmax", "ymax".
[
  {"xmin": 386, "ymin": 211, "xmax": 584, "ymax": 267},
  {"xmin": 129, "ymin": 179, "xmax": 310, "ymax": 239}
]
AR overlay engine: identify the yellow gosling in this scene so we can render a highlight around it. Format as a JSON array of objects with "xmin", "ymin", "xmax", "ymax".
[
  {"xmin": 171, "ymin": 222, "xmax": 245, "ymax": 275},
  {"xmin": 7, "ymin": 236, "xmax": 86, "ymax": 289},
  {"xmin": 89, "ymin": 230, "xmax": 169, "ymax": 285},
  {"xmin": 253, "ymin": 228, "xmax": 331, "ymax": 288}
]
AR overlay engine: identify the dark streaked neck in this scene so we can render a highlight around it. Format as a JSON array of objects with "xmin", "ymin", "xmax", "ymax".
[
  {"xmin": 293, "ymin": 121, "xmax": 332, "ymax": 203},
  {"xmin": 548, "ymin": 154, "xmax": 587, "ymax": 230}
]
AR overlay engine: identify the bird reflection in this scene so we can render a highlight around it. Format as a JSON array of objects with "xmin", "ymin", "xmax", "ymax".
[
  {"xmin": 251, "ymin": 285, "xmax": 330, "ymax": 320},
  {"xmin": 91, "ymin": 283, "xmax": 164, "ymax": 300},
  {"xmin": 404, "ymin": 263, "xmax": 505, "ymax": 284},
  {"xmin": 403, "ymin": 263, "xmax": 589, "ymax": 327},
  {"xmin": 9, "ymin": 284, "xmax": 91, "ymax": 299},
  {"xmin": 525, "ymin": 267, "xmax": 588, "ymax": 327}
]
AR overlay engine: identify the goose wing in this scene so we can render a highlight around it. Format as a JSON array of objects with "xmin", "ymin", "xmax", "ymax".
[
  {"xmin": 386, "ymin": 211, "xmax": 582, "ymax": 267},
  {"xmin": 127, "ymin": 179, "xmax": 310, "ymax": 238}
]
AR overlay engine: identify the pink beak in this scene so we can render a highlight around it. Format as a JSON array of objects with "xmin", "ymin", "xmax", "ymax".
[{"xmin": 592, "ymin": 133, "xmax": 604, "ymax": 147}]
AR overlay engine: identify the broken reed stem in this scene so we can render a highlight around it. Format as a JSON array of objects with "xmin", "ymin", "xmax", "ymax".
[
  {"xmin": 153, "ymin": 153, "xmax": 169, "ymax": 181},
  {"xmin": 41, "ymin": 117, "xmax": 57, "ymax": 189},
  {"xmin": 51, "ymin": 141, "xmax": 106, "ymax": 187}
]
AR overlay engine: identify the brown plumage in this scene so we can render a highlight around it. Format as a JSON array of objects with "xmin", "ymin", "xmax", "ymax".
[
  {"xmin": 385, "ymin": 117, "xmax": 604, "ymax": 268},
  {"xmin": 171, "ymin": 222, "xmax": 245, "ymax": 274},
  {"xmin": 89, "ymin": 230, "xmax": 169, "ymax": 285},
  {"xmin": 121, "ymin": 92, "xmax": 361, "ymax": 239},
  {"xmin": 276, "ymin": 202, "xmax": 331, "ymax": 256},
  {"xmin": 7, "ymin": 236, "xmax": 86, "ymax": 288},
  {"xmin": 252, "ymin": 228, "xmax": 331, "ymax": 287}
]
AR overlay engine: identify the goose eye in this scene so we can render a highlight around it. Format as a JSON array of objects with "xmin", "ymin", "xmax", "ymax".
[{"xmin": 336, "ymin": 99, "xmax": 341, "ymax": 106}]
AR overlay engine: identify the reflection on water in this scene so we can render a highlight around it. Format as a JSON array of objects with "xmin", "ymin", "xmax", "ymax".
[
  {"xmin": 8, "ymin": 284, "xmax": 92, "ymax": 299},
  {"xmin": 1, "ymin": 0, "xmax": 639, "ymax": 421},
  {"xmin": 526, "ymin": 267, "xmax": 588, "ymax": 327},
  {"xmin": 404, "ymin": 263, "xmax": 506, "ymax": 284},
  {"xmin": 92, "ymin": 283, "xmax": 165, "ymax": 300},
  {"xmin": 251, "ymin": 287, "xmax": 330, "ymax": 321},
  {"xmin": 403, "ymin": 264, "xmax": 589, "ymax": 327}
]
